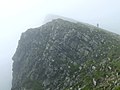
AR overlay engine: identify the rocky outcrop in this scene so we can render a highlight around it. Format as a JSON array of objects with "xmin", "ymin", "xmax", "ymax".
[{"xmin": 12, "ymin": 19, "xmax": 120, "ymax": 90}]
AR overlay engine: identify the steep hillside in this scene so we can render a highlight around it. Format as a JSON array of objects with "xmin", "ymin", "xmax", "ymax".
[{"xmin": 12, "ymin": 19, "xmax": 120, "ymax": 90}]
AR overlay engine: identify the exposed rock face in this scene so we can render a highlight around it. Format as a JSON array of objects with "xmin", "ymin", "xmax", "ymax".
[{"xmin": 12, "ymin": 19, "xmax": 120, "ymax": 90}]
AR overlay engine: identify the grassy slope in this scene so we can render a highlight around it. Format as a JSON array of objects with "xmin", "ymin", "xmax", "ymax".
[{"xmin": 64, "ymin": 24, "xmax": 120, "ymax": 90}]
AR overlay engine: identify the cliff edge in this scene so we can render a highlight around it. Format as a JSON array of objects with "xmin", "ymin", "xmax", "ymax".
[{"xmin": 12, "ymin": 18, "xmax": 120, "ymax": 90}]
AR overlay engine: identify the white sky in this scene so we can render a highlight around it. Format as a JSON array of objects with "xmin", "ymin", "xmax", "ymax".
[{"xmin": 0, "ymin": 0, "xmax": 120, "ymax": 90}]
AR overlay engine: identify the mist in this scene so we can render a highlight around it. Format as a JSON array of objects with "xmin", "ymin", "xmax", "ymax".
[{"xmin": 0, "ymin": 0, "xmax": 120, "ymax": 90}]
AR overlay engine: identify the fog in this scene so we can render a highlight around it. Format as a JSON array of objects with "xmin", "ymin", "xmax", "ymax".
[{"xmin": 0, "ymin": 0, "xmax": 120, "ymax": 90}]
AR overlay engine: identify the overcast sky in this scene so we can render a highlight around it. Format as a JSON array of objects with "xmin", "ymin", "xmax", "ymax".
[{"xmin": 0, "ymin": 0, "xmax": 120, "ymax": 90}]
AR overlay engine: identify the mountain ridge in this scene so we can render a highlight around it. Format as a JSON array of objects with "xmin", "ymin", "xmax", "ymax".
[{"xmin": 12, "ymin": 18, "xmax": 120, "ymax": 90}]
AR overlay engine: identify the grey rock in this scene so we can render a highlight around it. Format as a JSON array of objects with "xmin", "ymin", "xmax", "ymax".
[{"xmin": 12, "ymin": 18, "xmax": 120, "ymax": 90}]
